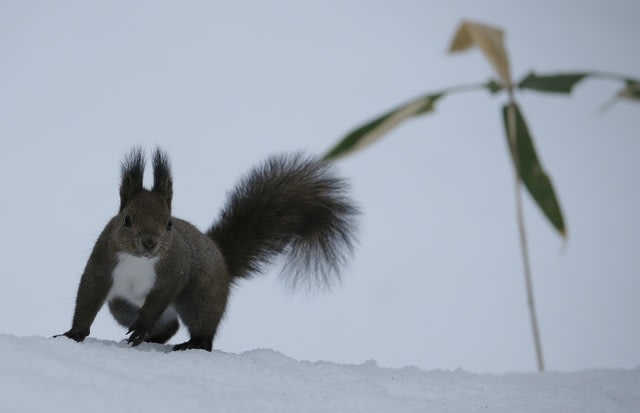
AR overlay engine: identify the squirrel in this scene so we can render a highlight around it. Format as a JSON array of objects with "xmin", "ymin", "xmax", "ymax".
[{"xmin": 56, "ymin": 147, "xmax": 358, "ymax": 351}]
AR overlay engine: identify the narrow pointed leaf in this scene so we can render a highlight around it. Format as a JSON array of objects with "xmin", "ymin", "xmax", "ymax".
[
  {"xmin": 502, "ymin": 103, "xmax": 566, "ymax": 236},
  {"xmin": 599, "ymin": 80, "xmax": 640, "ymax": 113},
  {"xmin": 323, "ymin": 94, "xmax": 443, "ymax": 160},
  {"xmin": 518, "ymin": 72, "xmax": 588, "ymax": 94},
  {"xmin": 449, "ymin": 20, "xmax": 512, "ymax": 88}
]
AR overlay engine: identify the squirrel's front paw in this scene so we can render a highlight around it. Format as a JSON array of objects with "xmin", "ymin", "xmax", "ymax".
[
  {"xmin": 126, "ymin": 321, "xmax": 150, "ymax": 347},
  {"xmin": 53, "ymin": 328, "xmax": 89, "ymax": 342}
]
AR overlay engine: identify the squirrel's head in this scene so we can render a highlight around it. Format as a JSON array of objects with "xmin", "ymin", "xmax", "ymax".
[{"xmin": 114, "ymin": 147, "xmax": 174, "ymax": 258}]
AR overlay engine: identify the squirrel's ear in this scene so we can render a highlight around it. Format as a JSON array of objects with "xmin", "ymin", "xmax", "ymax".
[
  {"xmin": 119, "ymin": 147, "xmax": 145, "ymax": 212},
  {"xmin": 152, "ymin": 148, "xmax": 173, "ymax": 210}
]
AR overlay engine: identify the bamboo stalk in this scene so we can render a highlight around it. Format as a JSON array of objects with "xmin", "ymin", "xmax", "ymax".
[{"xmin": 505, "ymin": 99, "xmax": 545, "ymax": 372}]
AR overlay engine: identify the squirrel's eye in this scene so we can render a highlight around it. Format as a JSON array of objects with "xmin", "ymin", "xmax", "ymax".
[
  {"xmin": 167, "ymin": 220, "xmax": 173, "ymax": 231},
  {"xmin": 124, "ymin": 215, "xmax": 132, "ymax": 227}
]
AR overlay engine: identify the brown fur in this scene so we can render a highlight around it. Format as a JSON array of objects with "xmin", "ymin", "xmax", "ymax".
[{"xmin": 57, "ymin": 147, "xmax": 358, "ymax": 351}]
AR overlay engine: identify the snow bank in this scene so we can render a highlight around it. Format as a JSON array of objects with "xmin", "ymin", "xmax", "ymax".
[{"xmin": 0, "ymin": 334, "xmax": 637, "ymax": 413}]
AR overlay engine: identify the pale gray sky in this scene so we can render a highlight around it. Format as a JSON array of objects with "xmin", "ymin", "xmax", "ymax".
[{"xmin": 1, "ymin": 1, "xmax": 638, "ymax": 373}]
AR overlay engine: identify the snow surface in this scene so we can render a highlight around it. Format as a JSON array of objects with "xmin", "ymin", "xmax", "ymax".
[{"xmin": 1, "ymin": 334, "xmax": 637, "ymax": 413}]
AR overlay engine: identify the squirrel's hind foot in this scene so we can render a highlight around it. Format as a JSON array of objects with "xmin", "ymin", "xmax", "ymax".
[{"xmin": 172, "ymin": 338, "xmax": 212, "ymax": 352}]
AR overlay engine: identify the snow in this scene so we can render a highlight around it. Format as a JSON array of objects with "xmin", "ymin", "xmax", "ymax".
[{"xmin": 1, "ymin": 334, "xmax": 637, "ymax": 413}]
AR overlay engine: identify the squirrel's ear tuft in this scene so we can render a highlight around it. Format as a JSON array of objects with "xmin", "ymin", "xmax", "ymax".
[
  {"xmin": 119, "ymin": 147, "xmax": 146, "ymax": 212},
  {"xmin": 152, "ymin": 147, "xmax": 173, "ymax": 210}
]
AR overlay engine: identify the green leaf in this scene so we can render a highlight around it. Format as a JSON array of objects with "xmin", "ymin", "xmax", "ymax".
[
  {"xmin": 487, "ymin": 79, "xmax": 504, "ymax": 94},
  {"xmin": 599, "ymin": 80, "xmax": 640, "ymax": 113},
  {"xmin": 518, "ymin": 72, "xmax": 587, "ymax": 94},
  {"xmin": 502, "ymin": 103, "xmax": 566, "ymax": 236},
  {"xmin": 323, "ymin": 94, "xmax": 443, "ymax": 160}
]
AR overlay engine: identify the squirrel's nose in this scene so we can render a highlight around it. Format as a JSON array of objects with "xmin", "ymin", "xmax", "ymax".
[{"xmin": 141, "ymin": 236, "xmax": 158, "ymax": 252}]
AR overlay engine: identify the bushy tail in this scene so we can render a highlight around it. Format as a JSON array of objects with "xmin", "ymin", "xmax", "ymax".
[{"xmin": 207, "ymin": 154, "xmax": 359, "ymax": 290}]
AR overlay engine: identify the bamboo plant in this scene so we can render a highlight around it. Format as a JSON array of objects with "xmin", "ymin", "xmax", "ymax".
[{"xmin": 323, "ymin": 20, "xmax": 639, "ymax": 372}]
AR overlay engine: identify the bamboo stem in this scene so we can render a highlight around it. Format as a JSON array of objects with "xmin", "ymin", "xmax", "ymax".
[{"xmin": 505, "ymin": 97, "xmax": 545, "ymax": 372}]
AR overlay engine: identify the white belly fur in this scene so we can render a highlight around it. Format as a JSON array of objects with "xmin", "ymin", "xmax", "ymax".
[{"xmin": 109, "ymin": 253, "xmax": 159, "ymax": 307}]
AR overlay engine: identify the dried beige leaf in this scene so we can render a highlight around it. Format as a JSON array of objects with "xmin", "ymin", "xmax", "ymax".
[
  {"xmin": 449, "ymin": 20, "xmax": 512, "ymax": 88},
  {"xmin": 619, "ymin": 81, "xmax": 640, "ymax": 101}
]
